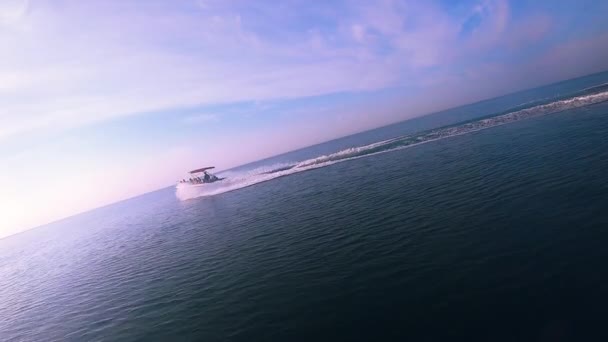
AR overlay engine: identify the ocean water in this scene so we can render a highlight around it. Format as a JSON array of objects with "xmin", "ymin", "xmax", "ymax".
[{"xmin": 2, "ymin": 72, "xmax": 608, "ymax": 341}]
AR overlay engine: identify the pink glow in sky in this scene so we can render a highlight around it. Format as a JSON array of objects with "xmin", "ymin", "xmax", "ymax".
[{"xmin": 1, "ymin": 0, "xmax": 608, "ymax": 238}]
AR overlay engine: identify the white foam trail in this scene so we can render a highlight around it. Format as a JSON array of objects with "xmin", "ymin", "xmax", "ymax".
[
  {"xmin": 175, "ymin": 163, "xmax": 295, "ymax": 200},
  {"xmin": 176, "ymin": 89, "xmax": 608, "ymax": 201}
]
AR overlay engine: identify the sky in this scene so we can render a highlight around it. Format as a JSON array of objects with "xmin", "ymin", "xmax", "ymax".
[{"xmin": 2, "ymin": 0, "xmax": 608, "ymax": 239}]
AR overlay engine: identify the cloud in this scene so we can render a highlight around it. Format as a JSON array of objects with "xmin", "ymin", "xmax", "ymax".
[
  {"xmin": 1, "ymin": 0, "xmax": 607, "ymax": 146},
  {"xmin": 531, "ymin": 32, "xmax": 608, "ymax": 81},
  {"xmin": 4, "ymin": 0, "xmax": 608, "ymax": 238},
  {"xmin": 0, "ymin": 0, "xmax": 29, "ymax": 27},
  {"xmin": 504, "ymin": 13, "xmax": 553, "ymax": 50},
  {"xmin": 182, "ymin": 113, "xmax": 219, "ymax": 124},
  {"xmin": 351, "ymin": 24, "xmax": 366, "ymax": 43}
]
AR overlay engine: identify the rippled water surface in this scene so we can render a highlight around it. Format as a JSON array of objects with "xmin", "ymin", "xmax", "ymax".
[{"xmin": 2, "ymin": 73, "xmax": 608, "ymax": 341}]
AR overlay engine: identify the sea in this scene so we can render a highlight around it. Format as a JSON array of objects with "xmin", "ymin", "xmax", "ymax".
[{"xmin": 2, "ymin": 72, "xmax": 608, "ymax": 341}]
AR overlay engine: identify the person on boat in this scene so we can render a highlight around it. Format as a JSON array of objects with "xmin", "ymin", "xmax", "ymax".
[{"xmin": 203, "ymin": 172, "xmax": 211, "ymax": 183}]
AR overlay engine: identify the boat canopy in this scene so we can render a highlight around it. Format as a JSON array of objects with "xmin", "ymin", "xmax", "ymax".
[{"xmin": 189, "ymin": 166, "xmax": 215, "ymax": 174}]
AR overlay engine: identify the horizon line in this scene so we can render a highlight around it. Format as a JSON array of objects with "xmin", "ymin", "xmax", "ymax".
[{"xmin": 3, "ymin": 69, "xmax": 607, "ymax": 242}]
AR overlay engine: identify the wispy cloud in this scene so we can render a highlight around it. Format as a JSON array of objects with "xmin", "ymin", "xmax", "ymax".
[
  {"xmin": 0, "ymin": 0, "xmax": 29, "ymax": 28},
  {"xmin": 1, "ymin": 0, "xmax": 607, "ymax": 144},
  {"xmin": 3, "ymin": 0, "xmax": 608, "ymax": 237},
  {"xmin": 182, "ymin": 113, "xmax": 219, "ymax": 124}
]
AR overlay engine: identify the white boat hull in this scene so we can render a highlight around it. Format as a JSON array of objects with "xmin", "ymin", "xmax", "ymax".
[{"xmin": 175, "ymin": 180, "xmax": 227, "ymax": 200}]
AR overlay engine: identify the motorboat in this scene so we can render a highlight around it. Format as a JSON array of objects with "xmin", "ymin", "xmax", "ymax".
[{"xmin": 177, "ymin": 167, "xmax": 225, "ymax": 187}]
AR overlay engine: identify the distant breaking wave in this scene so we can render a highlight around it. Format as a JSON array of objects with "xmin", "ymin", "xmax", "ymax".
[{"xmin": 176, "ymin": 87, "xmax": 608, "ymax": 200}]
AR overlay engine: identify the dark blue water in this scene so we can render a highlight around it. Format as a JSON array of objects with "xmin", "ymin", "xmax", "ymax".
[{"xmin": 2, "ymin": 72, "xmax": 608, "ymax": 341}]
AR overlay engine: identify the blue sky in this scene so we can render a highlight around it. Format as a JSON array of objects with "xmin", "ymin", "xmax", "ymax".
[{"xmin": 2, "ymin": 0, "xmax": 608, "ymax": 238}]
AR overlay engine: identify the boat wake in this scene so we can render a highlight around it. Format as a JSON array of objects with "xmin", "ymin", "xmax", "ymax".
[{"xmin": 176, "ymin": 87, "xmax": 608, "ymax": 201}]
